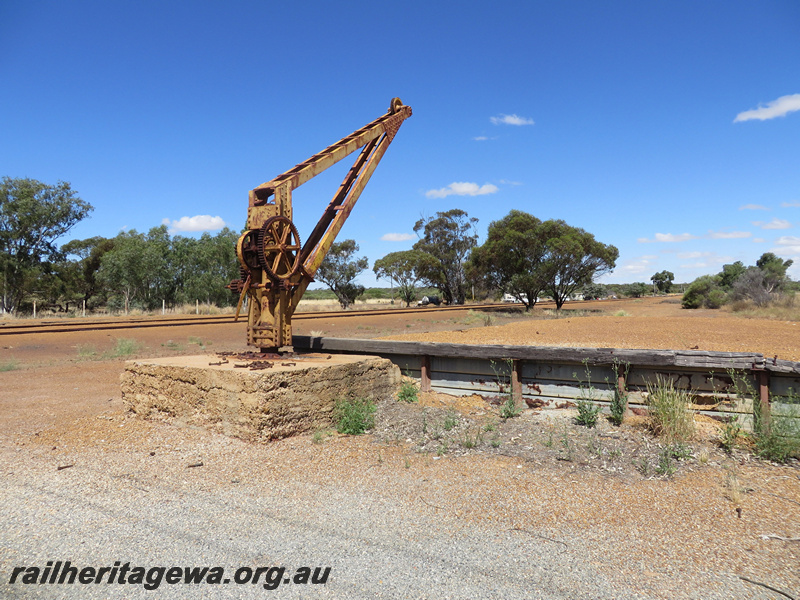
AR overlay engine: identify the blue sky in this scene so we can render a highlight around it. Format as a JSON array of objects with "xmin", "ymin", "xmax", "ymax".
[{"xmin": 2, "ymin": 1, "xmax": 800, "ymax": 288}]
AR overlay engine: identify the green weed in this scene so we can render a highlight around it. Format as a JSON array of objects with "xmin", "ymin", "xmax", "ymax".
[
  {"xmin": 655, "ymin": 448, "xmax": 677, "ymax": 477},
  {"xmin": 559, "ymin": 423, "xmax": 573, "ymax": 461},
  {"xmin": 188, "ymin": 336, "xmax": 206, "ymax": 348},
  {"xmin": 668, "ymin": 443, "xmax": 692, "ymax": 461},
  {"xmin": 397, "ymin": 376, "xmax": 419, "ymax": 403},
  {"xmin": 312, "ymin": 429, "xmax": 332, "ymax": 444},
  {"xmin": 492, "ymin": 358, "xmax": 521, "ymax": 419},
  {"xmin": 443, "ymin": 409, "xmax": 459, "ymax": 432},
  {"xmin": 575, "ymin": 399, "xmax": 601, "ymax": 428},
  {"xmin": 635, "ymin": 457, "xmax": 651, "ymax": 477},
  {"xmin": 461, "ymin": 427, "xmax": 483, "ymax": 449},
  {"xmin": 107, "ymin": 338, "xmax": 142, "ymax": 358},
  {"xmin": 0, "ymin": 358, "xmax": 19, "ymax": 371},
  {"xmin": 77, "ymin": 344, "xmax": 99, "ymax": 359},
  {"xmin": 574, "ymin": 360, "xmax": 602, "ymax": 428},
  {"xmin": 608, "ymin": 361, "xmax": 630, "ymax": 426},
  {"xmin": 729, "ymin": 370, "xmax": 800, "ymax": 462},
  {"xmin": 719, "ymin": 416, "xmax": 742, "ymax": 453},
  {"xmin": 500, "ymin": 393, "xmax": 522, "ymax": 419},
  {"xmin": 334, "ymin": 397, "xmax": 376, "ymax": 435}
]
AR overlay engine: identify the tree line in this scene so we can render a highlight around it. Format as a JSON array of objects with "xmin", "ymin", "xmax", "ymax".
[
  {"xmin": 1, "ymin": 177, "xmax": 240, "ymax": 314},
  {"xmin": 2, "ymin": 177, "xmax": 622, "ymax": 314},
  {"xmin": 339, "ymin": 208, "xmax": 619, "ymax": 310}
]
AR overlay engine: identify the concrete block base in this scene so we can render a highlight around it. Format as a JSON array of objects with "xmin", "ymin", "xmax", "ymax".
[{"xmin": 121, "ymin": 353, "xmax": 400, "ymax": 442}]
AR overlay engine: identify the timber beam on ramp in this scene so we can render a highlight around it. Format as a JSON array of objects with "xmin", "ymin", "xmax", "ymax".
[{"xmin": 293, "ymin": 335, "xmax": 800, "ymax": 428}]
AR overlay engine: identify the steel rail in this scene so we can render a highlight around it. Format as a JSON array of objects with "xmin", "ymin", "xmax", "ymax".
[{"xmin": 0, "ymin": 302, "xmax": 530, "ymax": 336}]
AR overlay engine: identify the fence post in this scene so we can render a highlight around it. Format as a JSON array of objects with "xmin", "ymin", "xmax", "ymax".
[
  {"xmin": 617, "ymin": 369, "xmax": 627, "ymax": 395},
  {"xmin": 82, "ymin": 300, "xmax": 86, "ymax": 318},
  {"xmin": 33, "ymin": 300, "xmax": 36, "ymax": 319},
  {"xmin": 420, "ymin": 355, "xmax": 432, "ymax": 392},
  {"xmin": 756, "ymin": 368, "xmax": 771, "ymax": 430},
  {"xmin": 512, "ymin": 359, "xmax": 522, "ymax": 406}
]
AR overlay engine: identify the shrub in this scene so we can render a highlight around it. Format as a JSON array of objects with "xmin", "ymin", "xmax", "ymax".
[
  {"xmin": 334, "ymin": 397, "xmax": 376, "ymax": 435},
  {"xmin": 682, "ymin": 275, "xmax": 726, "ymax": 309},
  {"xmin": 705, "ymin": 289, "xmax": 727, "ymax": 309},
  {"xmin": 646, "ymin": 375, "xmax": 695, "ymax": 443},
  {"xmin": 731, "ymin": 268, "xmax": 772, "ymax": 306}
]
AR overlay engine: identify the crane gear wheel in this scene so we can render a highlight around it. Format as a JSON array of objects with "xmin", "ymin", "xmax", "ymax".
[
  {"xmin": 236, "ymin": 230, "xmax": 261, "ymax": 271},
  {"xmin": 257, "ymin": 216, "xmax": 302, "ymax": 280}
]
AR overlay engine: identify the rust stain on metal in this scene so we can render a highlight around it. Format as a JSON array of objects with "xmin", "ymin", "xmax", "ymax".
[{"xmin": 226, "ymin": 99, "xmax": 412, "ymax": 353}]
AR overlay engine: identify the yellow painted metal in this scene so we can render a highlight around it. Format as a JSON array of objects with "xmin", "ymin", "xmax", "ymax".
[{"xmin": 230, "ymin": 98, "xmax": 412, "ymax": 351}]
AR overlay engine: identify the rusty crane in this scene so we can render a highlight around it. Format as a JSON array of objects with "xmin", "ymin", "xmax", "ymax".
[{"xmin": 227, "ymin": 98, "xmax": 412, "ymax": 352}]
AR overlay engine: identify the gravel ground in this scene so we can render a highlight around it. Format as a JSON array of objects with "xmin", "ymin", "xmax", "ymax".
[
  {"xmin": 1, "ymin": 298, "xmax": 799, "ymax": 599},
  {"xmin": 1, "ymin": 400, "xmax": 798, "ymax": 600}
]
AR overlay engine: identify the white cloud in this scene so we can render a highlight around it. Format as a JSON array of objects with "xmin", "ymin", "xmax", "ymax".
[
  {"xmin": 776, "ymin": 235, "xmax": 800, "ymax": 246},
  {"xmin": 734, "ymin": 93, "xmax": 800, "ymax": 122},
  {"xmin": 773, "ymin": 236, "xmax": 800, "ymax": 256},
  {"xmin": 708, "ymin": 230, "xmax": 752, "ymax": 239},
  {"xmin": 638, "ymin": 232, "xmax": 698, "ymax": 243},
  {"xmin": 425, "ymin": 182, "xmax": 499, "ymax": 199},
  {"xmin": 162, "ymin": 215, "xmax": 227, "ymax": 233},
  {"xmin": 380, "ymin": 233, "xmax": 415, "ymax": 242},
  {"xmin": 752, "ymin": 218, "xmax": 792, "ymax": 230},
  {"xmin": 753, "ymin": 237, "xmax": 766, "ymax": 243},
  {"xmin": 473, "ymin": 136, "xmax": 489, "ymax": 141},
  {"xmin": 781, "ymin": 201, "xmax": 800, "ymax": 207},
  {"xmin": 498, "ymin": 179, "xmax": 523, "ymax": 186},
  {"xmin": 618, "ymin": 256, "xmax": 655, "ymax": 274},
  {"xmin": 680, "ymin": 253, "xmax": 731, "ymax": 270},
  {"xmin": 490, "ymin": 114, "xmax": 535, "ymax": 126},
  {"xmin": 739, "ymin": 204, "xmax": 770, "ymax": 211}
]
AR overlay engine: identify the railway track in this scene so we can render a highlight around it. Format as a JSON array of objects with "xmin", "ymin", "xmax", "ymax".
[{"xmin": 0, "ymin": 302, "xmax": 528, "ymax": 336}]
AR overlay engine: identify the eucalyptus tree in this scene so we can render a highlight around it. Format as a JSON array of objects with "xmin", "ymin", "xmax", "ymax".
[
  {"xmin": 317, "ymin": 239, "xmax": 369, "ymax": 309},
  {"xmin": 0, "ymin": 177, "xmax": 92, "ymax": 313},
  {"xmin": 412, "ymin": 209, "xmax": 478, "ymax": 305}
]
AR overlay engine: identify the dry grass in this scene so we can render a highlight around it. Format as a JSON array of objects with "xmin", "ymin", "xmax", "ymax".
[
  {"xmin": 646, "ymin": 376, "xmax": 695, "ymax": 443},
  {"xmin": 727, "ymin": 295, "xmax": 800, "ymax": 321}
]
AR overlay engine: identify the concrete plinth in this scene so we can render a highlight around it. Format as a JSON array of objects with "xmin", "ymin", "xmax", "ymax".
[{"xmin": 121, "ymin": 353, "xmax": 400, "ymax": 442}]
